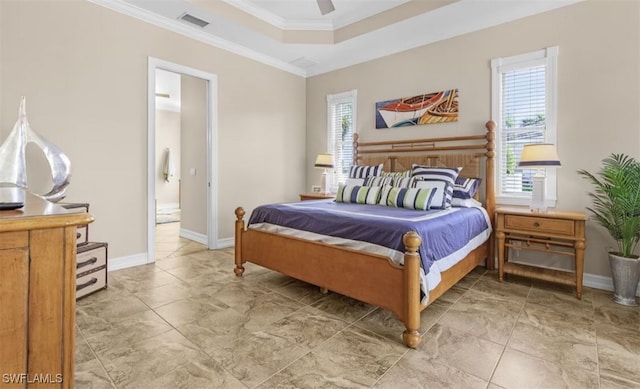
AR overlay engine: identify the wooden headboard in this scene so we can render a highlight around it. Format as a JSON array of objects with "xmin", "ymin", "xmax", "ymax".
[{"xmin": 353, "ymin": 121, "xmax": 496, "ymax": 223}]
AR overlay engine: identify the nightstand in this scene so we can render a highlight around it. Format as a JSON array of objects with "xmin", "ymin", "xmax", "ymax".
[
  {"xmin": 299, "ymin": 192, "xmax": 335, "ymax": 201},
  {"xmin": 495, "ymin": 207, "xmax": 587, "ymax": 299}
]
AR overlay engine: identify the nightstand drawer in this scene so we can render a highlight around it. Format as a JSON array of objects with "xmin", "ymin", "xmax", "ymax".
[
  {"xmin": 76, "ymin": 242, "xmax": 107, "ymax": 275},
  {"xmin": 504, "ymin": 214, "xmax": 574, "ymax": 236}
]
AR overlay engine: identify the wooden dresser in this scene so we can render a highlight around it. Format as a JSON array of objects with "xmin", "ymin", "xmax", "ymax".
[{"xmin": 0, "ymin": 193, "xmax": 93, "ymax": 389}]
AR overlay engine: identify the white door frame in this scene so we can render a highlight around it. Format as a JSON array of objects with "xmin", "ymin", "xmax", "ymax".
[{"xmin": 147, "ymin": 57, "xmax": 219, "ymax": 263}]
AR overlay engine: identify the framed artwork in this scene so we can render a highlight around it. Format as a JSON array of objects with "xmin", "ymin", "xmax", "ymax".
[{"xmin": 375, "ymin": 89, "xmax": 459, "ymax": 129}]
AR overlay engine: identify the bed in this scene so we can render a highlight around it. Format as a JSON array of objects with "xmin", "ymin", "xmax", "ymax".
[{"xmin": 234, "ymin": 120, "xmax": 496, "ymax": 348}]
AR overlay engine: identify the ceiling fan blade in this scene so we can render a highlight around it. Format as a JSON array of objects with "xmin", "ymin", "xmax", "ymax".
[{"xmin": 317, "ymin": 0, "xmax": 335, "ymax": 15}]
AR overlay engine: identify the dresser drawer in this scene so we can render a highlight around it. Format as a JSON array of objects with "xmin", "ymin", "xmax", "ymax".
[
  {"xmin": 76, "ymin": 266, "xmax": 107, "ymax": 299},
  {"xmin": 76, "ymin": 242, "xmax": 107, "ymax": 275},
  {"xmin": 504, "ymin": 214, "xmax": 574, "ymax": 236},
  {"xmin": 0, "ymin": 231, "xmax": 28, "ymax": 249}
]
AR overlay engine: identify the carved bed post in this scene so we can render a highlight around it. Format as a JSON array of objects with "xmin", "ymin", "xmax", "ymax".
[
  {"xmin": 234, "ymin": 207, "xmax": 246, "ymax": 276},
  {"xmin": 485, "ymin": 120, "xmax": 496, "ymax": 270},
  {"xmin": 353, "ymin": 133, "xmax": 359, "ymax": 165},
  {"xmin": 402, "ymin": 231, "xmax": 422, "ymax": 348}
]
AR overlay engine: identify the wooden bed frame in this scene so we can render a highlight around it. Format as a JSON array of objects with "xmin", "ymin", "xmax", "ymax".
[{"xmin": 234, "ymin": 121, "xmax": 496, "ymax": 348}]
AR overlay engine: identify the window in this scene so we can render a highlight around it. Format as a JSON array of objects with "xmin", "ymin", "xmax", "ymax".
[
  {"xmin": 491, "ymin": 47, "xmax": 558, "ymax": 206},
  {"xmin": 326, "ymin": 90, "xmax": 357, "ymax": 188}
]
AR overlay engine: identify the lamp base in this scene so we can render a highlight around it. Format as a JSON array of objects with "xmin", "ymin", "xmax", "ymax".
[
  {"xmin": 530, "ymin": 173, "xmax": 546, "ymax": 213},
  {"xmin": 320, "ymin": 170, "xmax": 331, "ymax": 194}
]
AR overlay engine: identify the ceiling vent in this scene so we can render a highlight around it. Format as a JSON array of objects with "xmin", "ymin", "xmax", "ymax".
[{"xmin": 178, "ymin": 13, "xmax": 210, "ymax": 28}]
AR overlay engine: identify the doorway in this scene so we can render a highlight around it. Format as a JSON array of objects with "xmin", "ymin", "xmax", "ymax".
[{"xmin": 147, "ymin": 57, "xmax": 218, "ymax": 264}]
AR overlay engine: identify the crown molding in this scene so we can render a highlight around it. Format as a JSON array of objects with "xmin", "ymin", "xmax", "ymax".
[
  {"xmin": 222, "ymin": 0, "xmax": 334, "ymax": 31},
  {"xmin": 88, "ymin": 0, "xmax": 307, "ymax": 77}
]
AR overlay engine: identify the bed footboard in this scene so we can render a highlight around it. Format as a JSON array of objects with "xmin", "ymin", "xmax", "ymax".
[{"xmin": 234, "ymin": 207, "xmax": 424, "ymax": 348}]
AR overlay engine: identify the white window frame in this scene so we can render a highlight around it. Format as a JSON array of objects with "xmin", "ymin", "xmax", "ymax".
[
  {"xmin": 491, "ymin": 46, "xmax": 558, "ymax": 207},
  {"xmin": 326, "ymin": 89, "xmax": 357, "ymax": 189}
]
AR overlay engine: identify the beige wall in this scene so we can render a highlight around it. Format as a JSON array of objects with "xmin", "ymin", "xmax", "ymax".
[
  {"xmin": 0, "ymin": 0, "xmax": 306, "ymax": 261},
  {"xmin": 306, "ymin": 0, "xmax": 640, "ymax": 279},
  {"xmin": 180, "ymin": 74, "xmax": 207, "ymax": 236},
  {"xmin": 155, "ymin": 109, "xmax": 181, "ymax": 208}
]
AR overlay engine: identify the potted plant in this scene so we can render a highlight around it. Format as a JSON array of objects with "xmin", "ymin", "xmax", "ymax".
[{"xmin": 578, "ymin": 154, "xmax": 640, "ymax": 306}]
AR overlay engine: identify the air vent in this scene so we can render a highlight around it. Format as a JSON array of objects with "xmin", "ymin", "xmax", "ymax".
[{"xmin": 178, "ymin": 13, "xmax": 210, "ymax": 28}]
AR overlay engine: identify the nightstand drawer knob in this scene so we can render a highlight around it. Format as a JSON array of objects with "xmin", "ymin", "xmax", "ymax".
[{"xmin": 533, "ymin": 222, "xmax": 540, "ymax": 227}]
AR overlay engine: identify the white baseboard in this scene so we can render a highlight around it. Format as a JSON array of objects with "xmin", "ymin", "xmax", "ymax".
[
  {"xmin": 583, "ymin": 272, "xmax": 640, "ymax": 296},
  {"xmin": 180, "ymin": 228, "xmax": 207, "ymax": 245},
  {"xmin": 108, "ymin": 252, "xmax": 150, "ymax": 272},
  {"xmin": 216, "ymin": 237, "xmax": 234, "ymax": 249}
]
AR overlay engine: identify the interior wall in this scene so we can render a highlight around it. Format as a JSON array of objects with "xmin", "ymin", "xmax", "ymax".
[
  {"xmin": 155, "ymin": 109, "xmax": 181, "ymax": 208},
  {"xmin": 306, "ymin": 0, "xmax": 640, "ymax": 279},
  {"xmin": 180, "ymin": 74, "xmax": 207, "ymax": 236},
  {"xmin": 0, "ymin": 0, "xmax": 306, "ymax": 261}
]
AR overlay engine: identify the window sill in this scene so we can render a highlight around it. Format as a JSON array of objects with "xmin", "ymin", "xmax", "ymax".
[{"xmin": 496, "ymin": 195, "xmax": 557, "ymax": 208}]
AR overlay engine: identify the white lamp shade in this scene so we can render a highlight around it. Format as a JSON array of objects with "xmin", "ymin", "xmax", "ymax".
[
  {"xmin": 314, "ymin": 153, "xmax": 334, "ymax": 169},
  {"xmin": 517, "ymin": 144, "xmax": 561, "ymax": 169}
]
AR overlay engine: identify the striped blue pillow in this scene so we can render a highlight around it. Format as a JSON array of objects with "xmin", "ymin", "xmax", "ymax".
[
  {"xmin": 381, "ymin": 170, "xmax": 411, "ymax": 178},
  {"xmin": 411, "ymin": 165, "xmax": 461, "ymax": 207},
  {"xmin": 363, "ymin": 176, "xmax": 394, "ymax": 187},
  {"xmin": 349, "ymin": 164, "xmax": 383, "ymax": 179},
  {"xmin": 336, "ymin": 184, "xmax": 381, "ymax": 205},
  {"xmin": 378, "ymin": 185, "xmax": 437, "ymax": 210},
  {"xmin": 453, "ymin": 177, "xmax": 482, "ymax": 199}
]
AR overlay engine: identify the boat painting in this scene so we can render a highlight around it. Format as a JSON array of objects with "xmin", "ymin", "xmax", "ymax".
[{"xmin": 375, "ymin": 89, "xmax": 459, "ymax": 129}]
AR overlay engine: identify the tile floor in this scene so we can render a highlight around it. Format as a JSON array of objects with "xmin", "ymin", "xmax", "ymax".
[{"xmin": 76, "ymin": 222, "xmax": 640, "ymax": 389}]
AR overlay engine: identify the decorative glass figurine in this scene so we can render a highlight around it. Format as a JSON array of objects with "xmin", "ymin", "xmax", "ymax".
[{"xmin": 0, "ymin": 97, "xmax": 71, "ymax": 202}]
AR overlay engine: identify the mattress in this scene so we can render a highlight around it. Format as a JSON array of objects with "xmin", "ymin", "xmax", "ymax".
[{"xmin": 248, "ymin": 200, "xmax": 492, "ymax": 304}]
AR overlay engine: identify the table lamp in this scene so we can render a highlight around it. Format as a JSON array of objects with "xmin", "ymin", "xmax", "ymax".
[
  {"xmin": 517, "ymin": 143, "xmax": 561, "ymax": 213},
  {"xmin": 314, "ymin": 153, "xmax": 334, "ymax": 194}
]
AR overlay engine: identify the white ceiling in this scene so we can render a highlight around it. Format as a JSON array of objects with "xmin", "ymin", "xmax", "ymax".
[{"xmin": 93, "ymin": 0, "xmax": 582, "ymax": 77}]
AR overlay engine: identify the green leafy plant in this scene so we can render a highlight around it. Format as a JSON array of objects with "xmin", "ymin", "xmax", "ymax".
[{"xmin": 578, "ymin": 154, "xmax": 640, "ymax": 257}]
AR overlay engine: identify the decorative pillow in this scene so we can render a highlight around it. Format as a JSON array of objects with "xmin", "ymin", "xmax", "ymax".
[
  {"xmin": 411, "ymin": 165, "xmax": 462, "ymax": 184},
  {"xmin": 412, "ymin": 179, "xmax": 450, "ymax": 209},
  {"xmin": 381, "ymin": 170, "xmax": 411, "ymax": 178},
  {"xmin": 345, "ymin": 177, "xmax": 365, "ymax": 186},
  {"xmin": 378, "ymin": 185, "xmax": 437, "ymax": 211},
  {"xmin": 363, "ymin": 176, "xmax": 394, "ymax": 187},
  {"xmin": 392, "ymin": 177, "xmax": 413, "ymax": 188},
  {"xmin": 453, "ymin": 177, "xmax": 482, "ymax": 199},
  {"xmin": 451, "ymin": 197, "xmax": 482, "ymax": 208},
  {"xmin": 349, "ymin": 164, "xmax": 383, "ymax": 179},
  {"xmin": 364, "ymin": 175, "xmax": 412, "ymax": 188},
  {"xmin": 411, "ymin": 165, "xmax": 461, "ymax": 207},
  {"xmin": 335, "ymin": 184, "xmax": 381, "ymax": 205}
]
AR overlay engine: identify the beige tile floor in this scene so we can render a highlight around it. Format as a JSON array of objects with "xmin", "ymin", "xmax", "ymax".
[{"xmin": 76, "ymin": 222, "xmax": 640, "ymax": 389}]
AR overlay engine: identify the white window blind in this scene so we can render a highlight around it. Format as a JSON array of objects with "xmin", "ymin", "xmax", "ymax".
[
  {"xmin": 327, "ymin": 90, "xmax": 357, "ymax": 187},
  {"xmin": 492, "ymin": 47, "xmax": 558, "ymax": 206}
]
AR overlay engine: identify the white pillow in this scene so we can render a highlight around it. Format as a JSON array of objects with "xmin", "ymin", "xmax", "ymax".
[
  {"xmin": 451, "ymin": 197, "xmax": 482, "ymax": 208},
  {"xmin": 345, "ymin": 178, "xmax": 365, "ymax": 186},
  {"xmin": 412, "ymin": 179, "xmax": 450, "ymax": 209}
]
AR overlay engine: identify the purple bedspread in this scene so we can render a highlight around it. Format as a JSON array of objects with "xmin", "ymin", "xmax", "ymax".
[{"xmin": 248, "ymin": 200, "xmax": 490, "ymax": 275}]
